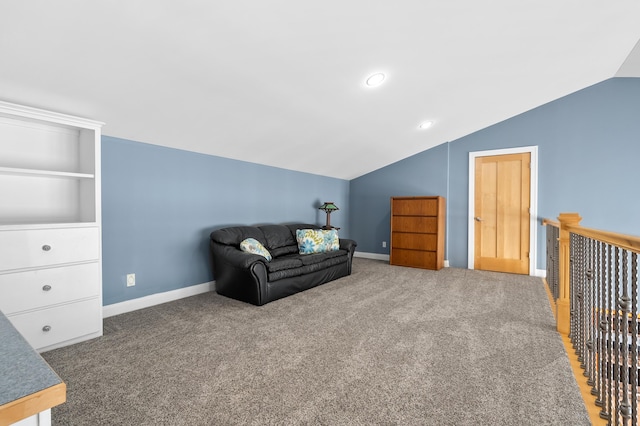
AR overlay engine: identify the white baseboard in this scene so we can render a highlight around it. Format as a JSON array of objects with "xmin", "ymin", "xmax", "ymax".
[
  {"xmin": 354, "ymin": 251, "xmax": 451, "ymax": 268},
  {"xmin": 103, "ymin": 281, "xmax": 215, "ymax": 318},
  {"xmin": 354, "ymin": 251, "xmax": 390, "ymax": 261},
  {"xmin": 534, "ymin": 268, "xmax": 546, "ymax": 278}
]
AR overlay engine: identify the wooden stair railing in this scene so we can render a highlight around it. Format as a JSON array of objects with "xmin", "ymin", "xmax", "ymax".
[{"xmin": 543, "ymin": 213, "xmax": 640, "ymax": 426}]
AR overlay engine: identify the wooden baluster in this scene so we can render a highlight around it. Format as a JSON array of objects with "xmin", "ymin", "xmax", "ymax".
[{"xmin": 558, "ymin": 213, "xmax": 582, "ymax": 335}]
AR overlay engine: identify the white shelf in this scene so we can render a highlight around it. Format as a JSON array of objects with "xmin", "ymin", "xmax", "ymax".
[
  {"xmin": 0, "ymin": 221, "xmax": 99, "ymax": 230},
  {"xmin": 0, "ymin": 166, "xmax": 94, "ymax": 179}
]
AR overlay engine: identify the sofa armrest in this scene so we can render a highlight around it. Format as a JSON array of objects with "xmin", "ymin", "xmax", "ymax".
[
  {"xmin": 339, "ymin": 238, "xmax": 357, "ymax": 255},
  {"xmin": 210, "ymin": 242, "xmax": 269, "ymax": 305},
  {"xmin": 339, "ymin": 238, "xmax": 358, "ymax": 275},
  {"xmin": 214, "ymin": 244, "xmax": 267, "ymax": 269}
]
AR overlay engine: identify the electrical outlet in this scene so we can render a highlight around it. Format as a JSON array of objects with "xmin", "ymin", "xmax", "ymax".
[
  {"xmin": 126, "ymin": 273, "xmax": 135, "ymax": 287},
  {"xmin": 382, "ymin": 241, "xmax": 387, "ymax": 248}
]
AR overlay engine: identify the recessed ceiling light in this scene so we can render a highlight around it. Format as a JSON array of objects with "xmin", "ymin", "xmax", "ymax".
[
  {"xmin": 419, "ymin": 121, "xmax": 434, "ymax": 130},
  {"xmin": 365, "ymin": 73, "xmax": 386, "ymax": 87}
]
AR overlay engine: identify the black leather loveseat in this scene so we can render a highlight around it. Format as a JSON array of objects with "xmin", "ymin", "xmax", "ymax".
[{"xmin": 210, "ymin": 223, "xmax": 357, "ymax": 306}]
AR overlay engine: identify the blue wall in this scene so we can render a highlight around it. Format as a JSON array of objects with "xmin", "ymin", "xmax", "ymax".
[
  {"xmin": 102, "ymin": 77, "xmax": 640, "ymax": 305},
  {"xmin": 350, "ymin": 77, "xmax": 640, "ymax": 269},
  {"xmin": 101, "ymin": 137, "xmax": 349, "ymax": 305},
  {"xmin": 349, "ymin": 143, "xmax": 449, "ymax": 255}
]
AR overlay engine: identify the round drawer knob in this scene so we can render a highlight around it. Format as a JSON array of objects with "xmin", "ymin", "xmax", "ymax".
[
  {"xmin": 42, "ymin": 244, "xmax": 52, "ymax": 251},
  {"xmin": 42, "ymin": 325, "xmax": 52, "ymax": 332},
  {"xmin": 42, "ymin": 285, "xmax": 52, "ymax": 291}
]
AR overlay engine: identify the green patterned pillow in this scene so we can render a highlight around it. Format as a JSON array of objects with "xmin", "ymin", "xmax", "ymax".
[
  {"xmin": 296, "ymin": 229, "xmax": 340, "ymax": 254},
  {"xmin": 240, "ymin": 238, "xmax": 272, "ymax": 261}
]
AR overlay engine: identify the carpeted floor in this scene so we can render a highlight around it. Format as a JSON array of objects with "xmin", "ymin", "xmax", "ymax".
[{"xmin": 42, "ymin": 258, "xmax": 589, "ymax": 425}]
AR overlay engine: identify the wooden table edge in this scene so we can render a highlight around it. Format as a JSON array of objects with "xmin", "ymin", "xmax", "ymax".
[{"xmin": 0, "ymin": 382, "xmax": 66, "ymax": 426}]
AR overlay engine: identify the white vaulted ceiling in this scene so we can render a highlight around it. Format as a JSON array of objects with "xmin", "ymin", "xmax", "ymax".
[{"xmin": 1, "ymin": 1, "xmax": 639, "ymax": 179}]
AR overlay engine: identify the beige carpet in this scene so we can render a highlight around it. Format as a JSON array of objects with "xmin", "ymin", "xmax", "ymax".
[{"xmin": 43, "ymin": 258, "xmax": 589, "ymax": 425}]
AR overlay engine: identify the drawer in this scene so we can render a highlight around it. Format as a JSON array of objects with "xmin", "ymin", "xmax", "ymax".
[
  {"xmin": 391, "ymin": 198, "xmax": 439, "ymax": 216},
  {"xmin": 0, "ymin": 227, "xmax": 99, "ymax": 271},
  {"xmin": 392, "ymin": 216, "xmax": 439, "ymax": 233},
  {"xmin": 0, "ymin": 262, "xmax": 99, "ymax": 314},
  {"xmin": 391, "ymin": 248, "xmax": 438, "ymax": 270},
  {"xmin": 7, "ymin": 298, "xmax": 102, "ymax": 351},
  {"xmin": 391, "ymin": 216, "xmax": 438, "ymax": 234},
  {"xmin": 392, "ymin": 233, "xmax": 437, "ymax": 251}
]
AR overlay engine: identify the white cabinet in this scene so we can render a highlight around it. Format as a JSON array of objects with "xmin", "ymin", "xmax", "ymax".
[
  {"xmin": 12, "ymin": 410, "xmax": 52, "ymax": 426},
  {"xmin": 0, "ymin": 101, "xmax": 104, "ymax": 352}
]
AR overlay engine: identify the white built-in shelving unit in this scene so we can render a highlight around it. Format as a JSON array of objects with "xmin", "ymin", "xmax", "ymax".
[{"xmin": 0, "ymin": 100, "xmax": 104, "ymax": 352}]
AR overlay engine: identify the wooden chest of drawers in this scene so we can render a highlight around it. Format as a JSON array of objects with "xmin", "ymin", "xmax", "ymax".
[{"xmin": 390, "ymin": 196, "xmax": 446, "ymax": 270}]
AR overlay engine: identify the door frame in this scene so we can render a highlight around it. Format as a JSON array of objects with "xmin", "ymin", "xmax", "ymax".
[{"xmin": 467, "ymin": 146, "xmax": 539, "ymax": 276}]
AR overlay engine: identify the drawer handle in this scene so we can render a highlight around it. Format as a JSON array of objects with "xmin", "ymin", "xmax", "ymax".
[
  {"xmin": 42, "ymin": 244, "xmax": 52, "ymax": 251},
  {"xmin": 42, "ymin": 325, "xmax": 52, "ymax": 332},
  {"xmin": 42, "ymin": 285, "xmax": 52, "ymax": 291}
]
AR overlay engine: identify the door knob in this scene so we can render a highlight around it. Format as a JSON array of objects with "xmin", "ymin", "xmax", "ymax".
[{"xmin": 474, "ymin": 217, "xmax": 483, "ymax": 222}]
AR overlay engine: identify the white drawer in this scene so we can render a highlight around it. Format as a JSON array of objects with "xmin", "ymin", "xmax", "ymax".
[
  {"xmin": 0, "ymin": 227, "xmax": 99, "ymax": 271},
  {"xmin": 7, "ymin": 298, "xmax": 102, "ymax": 351},
  {"xmin": 0, "ymin": 262, "xmax": 99, "ymax": 314}
]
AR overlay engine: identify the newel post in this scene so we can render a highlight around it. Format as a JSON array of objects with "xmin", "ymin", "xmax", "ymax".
[{"xmin": 556, "ymin": 212, "xmax": 581, "ymax": 335}]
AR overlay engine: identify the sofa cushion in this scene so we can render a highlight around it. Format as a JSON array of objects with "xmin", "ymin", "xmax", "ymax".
[
  {"xmin": 259, "ymin": 225, "xmax": 297, "ymax": 250},
  {"xmin": 264, "ymin": 223, "xmax": 317, "ymax": 258},
  {"xmin": 265, "ymin": 256, "xmax": 303, "ymax": 272},
  {"xmin": 240, "ymin": 238, "xmax": 272, "ymax": 261},
  {"xmin": 267, "ymin": 255, "xmax": 347, "ymax": 282},
  {"xmin": 269, "ymin": 245, "xmax": 299, "ymax": 258},
  {"xmin": 211, "ymin": 226, "xmax": 266, "ymax": 247},
  {"xmin": 296, "ymin": 229, "xmax": 340, "ymax": 254},
  {"xmin": 298, "ymin": 249, "xmax": 347, "ymax": 266}
]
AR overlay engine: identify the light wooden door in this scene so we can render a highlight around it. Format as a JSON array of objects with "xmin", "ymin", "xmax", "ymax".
[{"xmin": 474, "ymin": 152, "xmax": 530, "ymax": 274}]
